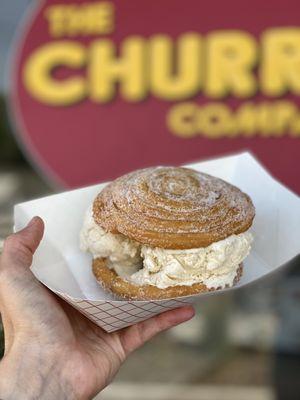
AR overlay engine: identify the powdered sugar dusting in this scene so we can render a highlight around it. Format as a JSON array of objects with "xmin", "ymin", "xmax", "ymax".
[{"xmin": 93, "ymin": 166, "xmax": 255, "ymax": 249}]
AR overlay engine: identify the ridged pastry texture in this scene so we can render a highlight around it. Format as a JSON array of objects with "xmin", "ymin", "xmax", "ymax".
[{"xmin": 93, "ymin": 167, "xmax": 255, "ymax": 249}]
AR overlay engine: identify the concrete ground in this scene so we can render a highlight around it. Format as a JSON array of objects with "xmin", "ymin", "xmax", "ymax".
[{"xmin": 97, "ymin": 383, "xmax": 275, "ymax": 400}]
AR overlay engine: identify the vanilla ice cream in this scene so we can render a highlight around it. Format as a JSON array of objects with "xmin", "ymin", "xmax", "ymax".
[
  {"xmin": 80, "ymin": 208, "xmax": 253, "ymax": 289},
  {"xmin": 80, "ymin": 208, "xmax": 141, "ymax": 277},
  {"xmin": 131, "ymin": 232, "xmax": 253, "ymax": 289}
]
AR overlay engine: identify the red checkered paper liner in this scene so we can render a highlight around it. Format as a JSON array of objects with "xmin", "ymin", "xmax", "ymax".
[
  {"xmin": 14, "ymin": 153, "xmax": 300, "ymax": 332},
  {"xmin": 54, "ymin": 291, "xmax": 194, "ymax": 332}
]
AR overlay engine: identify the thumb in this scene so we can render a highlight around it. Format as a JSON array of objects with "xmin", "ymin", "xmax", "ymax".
[{"xmin": 1, "ymin": 217, "xmax": 44, "ymax": 270}]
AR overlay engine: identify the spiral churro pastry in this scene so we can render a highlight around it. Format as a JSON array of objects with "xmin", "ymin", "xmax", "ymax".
[
  {"xmin": 80, "ymin": 166, "xmax": 255, "ymax": 300},
  {"xmin": 93, "ymin": 167, "xmax": 254, "ymax": 249}
]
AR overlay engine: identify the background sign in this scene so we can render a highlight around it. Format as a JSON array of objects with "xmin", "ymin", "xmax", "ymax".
[{"xmin": 10, "ymin": 0, "xmax": 300, "ymax": 192}]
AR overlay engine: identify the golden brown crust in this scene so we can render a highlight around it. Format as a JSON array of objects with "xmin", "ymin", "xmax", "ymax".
[
  {"xmin": 92, "ymin": 258, "xmax": 243, "ymax": 300},
  {"xmin": 93, "ymin": 167, "xmax": 255, "ymax": 249}
]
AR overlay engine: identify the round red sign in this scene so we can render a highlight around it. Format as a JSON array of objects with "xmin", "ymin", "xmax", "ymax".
[{"xmin": 9, "ymin": 0, "xmax": 300, "ymax": 192}]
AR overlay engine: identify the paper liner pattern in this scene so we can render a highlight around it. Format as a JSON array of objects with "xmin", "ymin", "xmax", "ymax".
[{"xmin": 55, "ymin": 291, "xmax": 193, "ymax": 332}]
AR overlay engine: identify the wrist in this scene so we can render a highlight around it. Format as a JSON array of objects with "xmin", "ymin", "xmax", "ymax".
[{"xmin": 0, "ymin": 348, "xmax": 78, "ymax": 400}]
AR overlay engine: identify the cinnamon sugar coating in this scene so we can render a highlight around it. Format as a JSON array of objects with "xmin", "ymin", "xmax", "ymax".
[{"xmin": 93, "ymin": 167, "xmax": 255, "ymax": 249}]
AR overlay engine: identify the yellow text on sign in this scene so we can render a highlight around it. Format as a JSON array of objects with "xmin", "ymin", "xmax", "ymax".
[
  {"xmin": 44, "ymin": 1, "xmax": 114, "ymax": 37},
  {"xmin": 23, "ymin": 28, "xmax": 300, "ymax": 105},
  {"xmin": 167, "ymin": 100, "xmax": 300, "ymax": 138}
]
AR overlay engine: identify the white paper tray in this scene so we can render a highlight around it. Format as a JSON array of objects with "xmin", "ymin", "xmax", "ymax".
[{"xmin": 14, "ymin": 152, "xmax": 300, "ymax": 332}]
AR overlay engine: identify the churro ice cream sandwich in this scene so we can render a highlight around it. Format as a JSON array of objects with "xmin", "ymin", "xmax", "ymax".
[{"xmin": 80, "ymin": 167, "xmax": 255, "ymax": 300}]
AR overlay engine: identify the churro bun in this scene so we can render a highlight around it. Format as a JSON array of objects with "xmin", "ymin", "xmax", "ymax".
[
  {"xmin": 93, "ymin": 167, "xmax": 255, "ymax": 249},
  {"xmin": 92, "ymin": 258, "xmax": 244, "ymax": 300}
]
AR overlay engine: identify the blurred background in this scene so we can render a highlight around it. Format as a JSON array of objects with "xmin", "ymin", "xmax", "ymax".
[{"xmin": 1, "ymin": 1, "xmax": 300, "ymax": 400}]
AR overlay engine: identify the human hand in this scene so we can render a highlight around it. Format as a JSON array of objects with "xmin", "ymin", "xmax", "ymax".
[{"xmin": 0, "ymin": 217, "xmax": 195, "ymax": 400}]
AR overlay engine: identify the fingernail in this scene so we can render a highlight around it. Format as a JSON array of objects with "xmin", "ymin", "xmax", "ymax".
[
  {"xmin": 28, "ymin": 216, "xmax": 38, "ymax": 227},
  {"xmin": 180, "ymin": 305, "xmax": 195, "ymax": 319}
]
